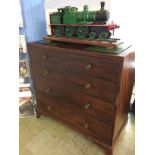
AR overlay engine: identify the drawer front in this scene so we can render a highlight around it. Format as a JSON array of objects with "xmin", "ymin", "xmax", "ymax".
[
  {"xmin": 32, "ymin": 67, "xmax": 118, "ymax": 104},
  {"xmin": 28, "ymin": 44, "xmax": 122, "ymax": 82},
  {"xmin": 36, "ymin": 96, "xmax": 113, "ymax": 145},
  {"xmin": 36, "ymin": 91, "xmax": 115, "ymax": 125}
]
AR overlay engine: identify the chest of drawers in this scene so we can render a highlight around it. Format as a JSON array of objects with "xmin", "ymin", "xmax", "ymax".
[{"xmin": 27, "ymin": 42, "xmax": 135, "ymax": 155}]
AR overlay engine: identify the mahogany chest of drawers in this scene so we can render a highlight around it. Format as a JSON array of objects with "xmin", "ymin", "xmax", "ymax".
[{"xmin": 27, "ymin": 42, "xmax": 135, "ymax": 155}]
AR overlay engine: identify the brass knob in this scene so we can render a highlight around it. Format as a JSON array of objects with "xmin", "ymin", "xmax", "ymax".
[
  {"xmin": 45, "ymin": 88, "xmax": 51, "ymax": 93},
  {"xmin": 41, "ymin": 55, "xmax": 48, "ymax": 60},
  {"xmin": 85, "ymin": 82, "xmax": 92, "ymax": 89},
  {"xmin": 85, "ymin": 64, "xmax": 93, "ymax": 70},
  {"xmin": 47, "ymin": 105, "xmax": 52, "ymax": 110},
  {"xmin": 83, "ymin": 123, "xmax": 90, "ymax": 129},
  {"xmin": 84, "ymin": 103, "xmax": 91, "ymax": 109},
  {"xmin": 43, "ymin": 71, "xmax": 49, "ymax": 76}
]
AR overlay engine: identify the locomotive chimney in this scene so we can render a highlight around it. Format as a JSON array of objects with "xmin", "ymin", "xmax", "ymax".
[{"xmin": 100, "ymin": 1, "xmax": 105, "ymax": 11}]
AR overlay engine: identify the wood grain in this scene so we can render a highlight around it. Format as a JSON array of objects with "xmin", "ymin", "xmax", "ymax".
[
  {"xmin": 27, "ymin": 42, "xmax": 135, "ymax": 155},
  {"xmin": 44, "ymin": 36, "xmax": 122, "ymax": 48}
]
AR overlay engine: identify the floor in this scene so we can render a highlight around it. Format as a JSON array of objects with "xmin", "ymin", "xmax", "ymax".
[{"xmin": 19, "ymin": 113, "xmax": 135, "ymax": 155}]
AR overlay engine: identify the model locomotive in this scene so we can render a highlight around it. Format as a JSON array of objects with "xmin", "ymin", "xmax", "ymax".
[{"xmin": 49, "ymin": 1, "xmax": 119, "ymax": 40}]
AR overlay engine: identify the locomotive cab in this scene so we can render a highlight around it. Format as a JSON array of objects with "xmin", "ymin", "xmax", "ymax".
[{"xmin": 63, "ymin": 6, "xmax": 78, "ymax": 24}]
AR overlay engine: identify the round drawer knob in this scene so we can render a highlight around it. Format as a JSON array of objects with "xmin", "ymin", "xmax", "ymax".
[
  {"xmin": 41, "ymin": 55, "xmax": 48, "ymax": 60},
  {"xmin": 43, "ymin": 71, "xmax": 49, "ymax": 76},
  {"xmin": 84, "ymin": 103, "xmax": 91, "ymax": 109},
  {"xmin": 85, "ymin": 64, "xmax": 93, "ymax": 70},
  {"xmin": 45, "ymin": 88, "xmax": 51, "ymax": 93},
  {"xmin": 83, "ymin": 123, "xmax": 90, "ymax": 129},
  {"xmin": 47, "ymin": 105, "xmax": 52, "ymax": 110},
  {"xmin": 85, "ymin": 82, "xmax": 92, "ymax": 89}
]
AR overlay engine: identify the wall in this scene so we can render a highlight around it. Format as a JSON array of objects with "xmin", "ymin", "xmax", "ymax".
[{"xmin": 110, "ymin": 0, "xmax": 135, "ymax": 42}]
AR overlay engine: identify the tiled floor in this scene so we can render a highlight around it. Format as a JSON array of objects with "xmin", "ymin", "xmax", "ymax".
[{"xmin": 19, "ymin": 113, "xmax": 135, "ymax": 155}]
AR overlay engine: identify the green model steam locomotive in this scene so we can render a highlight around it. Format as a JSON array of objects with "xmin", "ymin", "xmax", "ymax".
[{"xmin": 49, "ymin": 1, "xmax": 119, "ymax": 40}]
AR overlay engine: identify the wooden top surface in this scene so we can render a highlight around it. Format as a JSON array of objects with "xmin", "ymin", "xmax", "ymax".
[{"xmin": 27, "ymin": 40, "xmax": 134, "ymax": 60}]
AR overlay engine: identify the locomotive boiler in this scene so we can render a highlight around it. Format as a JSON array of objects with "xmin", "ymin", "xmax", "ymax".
[{"xmin": 49, "ymin": 1, "xmax": 119, "ymax": 40}]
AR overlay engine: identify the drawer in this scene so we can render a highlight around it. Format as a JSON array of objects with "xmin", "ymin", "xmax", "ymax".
[
  {"xmin": 28, "ymin": 44, "xmax": 122, "ymax": 82},
  {"xmin": 32, "ymin": 68, "xmax": 118, "ymax": 104},
  {"xmin": 36, "ymin": 91, "xmax": 115, "ymax": 125},
  {"xmin": 36, "ymin": 96, "xmax": 113, "ymax": 145}
]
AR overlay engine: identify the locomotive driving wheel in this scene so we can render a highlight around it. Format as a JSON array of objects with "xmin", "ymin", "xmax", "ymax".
[
  {"xmin": 89, "ymin": 31, "xmax": 97, "ymax": 39},
  {"xmin": 99, "ymin": 31, "xmax": 108, "ymax": 40},
  {"xmin": 65, "ymin": 27, "xmax": 74, "ymax": 38},
  {"xmin": 54, "ymin": 26, "xmax": 61, "ymax": 37},
  {"xmin": 77, "ymin": 27, "xmax": 88, "ymax": 39},
  {"xmin": 99, "ymin": 31, "xmax": 111, "ymax": 40}
]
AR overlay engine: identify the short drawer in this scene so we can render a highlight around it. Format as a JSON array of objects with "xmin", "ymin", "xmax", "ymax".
[
  {"xmin": 28, "ymin": 44, "xmax": 123, "ymax": 82},
  {"xmin": 36, "ymin": 96, "xmax": 113, "ymax": 145}
]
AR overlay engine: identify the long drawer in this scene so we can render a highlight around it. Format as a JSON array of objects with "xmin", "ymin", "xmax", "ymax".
[
  {"xmin": 36, "ymin": 91, "xmax": 115, "ymax": 125},
  {"xmin": 36, "ymin": 96, "xmax": 113, "ymax": 145},
  {"xmin": 32, "ymin": 67, "xmax": 118, "ymax": 104},
  {"xmin": 29, "ymin": 44, "xmax": 123, "ymax": 82}
]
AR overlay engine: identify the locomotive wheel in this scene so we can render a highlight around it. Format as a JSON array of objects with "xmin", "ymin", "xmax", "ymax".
[
  {"xmin": 54, "ymin": 27, "xmax": 61, "ymax": 37},
  {"xmin": 99, "ymin": 31, "xmax": 109, "ymax": 40},
  {"xmin": 89, "ymin": 31, "xmax": 97, "ymax": 39},
  {"xmin": 107, "ymin": 31, "xmax": 111, "ymax": 38},
  {"xmin": 65, "ymin": 27, "xmax": 74, "ymax": 38},
  {"xmin": 77, "ymin": 27, "xmax": 88, "ymax": 39}
]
